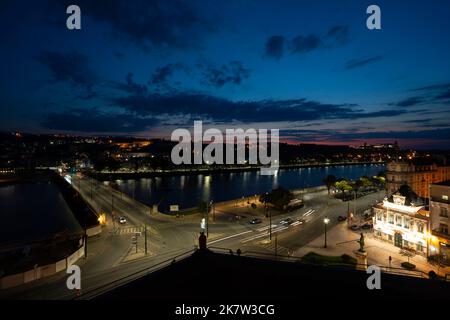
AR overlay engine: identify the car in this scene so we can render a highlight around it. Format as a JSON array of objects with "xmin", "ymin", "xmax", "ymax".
[
  {"xmin": 118, "ymin": 216, "xmax": 127, "ymax": 224},
  {"xmin": 361, "ymin": 223, "xmax": 373, "ymax": 229},
  {"xmin": 279, "ymin": 218, "xmax": 293, "ymax": 225},
  {"xmin": 337, "ymin": 215, "xmax": 347, "ymax": 222},
  {"xmin": 248, "ymin": 218, "xmax": 262, "ymax": 225},
  {"xmin": 350, "ymin": 224, "xmax": 360, "ymax": 231}
]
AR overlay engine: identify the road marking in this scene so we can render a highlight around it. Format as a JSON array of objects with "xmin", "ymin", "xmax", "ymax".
[
  {"xmin": 257, "ymin": 224, "xmax": 277, "ymax": 232},
  {"xmin": 241, "ymin": 226, "xmax": 289, "ymax": 243},
  {"xmin": 114, "ymin": 226, "xmax": 142, "ymax": 235},
  {"xmin": 302, "ymin": 209, "xmax": 315, "ymax": 217},
  {"xmin": 208, "ymin": 230, "xmax": 253, "ymax": 244}
]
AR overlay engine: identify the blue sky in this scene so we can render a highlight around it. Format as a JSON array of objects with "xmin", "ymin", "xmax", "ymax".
[{"xmin": 0, "ymin": 0, "xmax": 449, "ymax": 149}]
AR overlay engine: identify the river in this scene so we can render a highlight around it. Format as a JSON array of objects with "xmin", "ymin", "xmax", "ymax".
[
  {"xmin": 0, "ymin": 182, "xmax": 82, "ymax": 245},
  {"xmin": 108, "ymin": 164, "xmax": 385, "ymax": 213}
]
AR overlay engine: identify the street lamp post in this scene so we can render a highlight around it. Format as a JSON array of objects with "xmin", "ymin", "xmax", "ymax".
[
  {"xmin": 269, "ymin": 207, "xmax": 272, "ymax": 241},
  {"xmin": 324, "ymin": 217, "xmax": 330, "ymax": 248}
]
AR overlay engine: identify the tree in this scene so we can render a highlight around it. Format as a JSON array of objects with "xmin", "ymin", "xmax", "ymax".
[
  {"xmin": 335, "ymin": 179, "xmax": 352, "ymax": 194},
  {"xmin": 360, "ymin": 176, "xmax": 373, "ymax": 188},
  {"xmin": 259, "ymin": 187, "xmax": 294, "ymax": 210},
  {"xmin": 323, "ymin": 174, "xmax": 337, "ymax": 195},
  {"xmin": 350, "ymin": 180, "xmax": 363, "ymax": 198}
]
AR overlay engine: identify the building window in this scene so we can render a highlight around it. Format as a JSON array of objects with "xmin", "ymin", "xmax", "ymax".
[
  {"xmin": 388, "ymin": 214, "xmax": 394, "ymax": 224},
  {"xmin": 403, "ymin": 217, "xmax": 410, "ymax": 229},
  {"xmin": 439, "ymin": 224, "xmax": 449, "ymax": 235},
  {"xmin": 443, "ymin": 195, "xmax": 449, "ymax": 201},
  {"xmin": 417, "ymin": 223, "xmax": 424, "ymax": 233},
  {"xmin": 388, "ymin": 235, "xmax": 393, "ymax": 241},
  {"xmin": 416, "ymin": 243, "xmax": 423, "ymax": 252},
  {"xmin": 403, "ymin": 240, "xmax": 409, "ymax": 248},
  {"xmin": 396, "ymin": 215, "xmax": 402, "ymax": 227},
  {"xmin": 376, "ymin": 212, "xmax": 383, "ymax": 221},
  {"xmin": 440, "ymin": 207, "xmax": 448, "ymax": 218}
]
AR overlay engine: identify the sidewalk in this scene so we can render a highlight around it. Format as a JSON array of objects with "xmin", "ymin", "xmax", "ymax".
[{"xmin": 294, "ymin": 222, "xmax": 450, "ymax": 277}]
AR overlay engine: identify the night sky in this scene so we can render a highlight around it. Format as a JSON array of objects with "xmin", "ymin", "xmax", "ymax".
[{"xmin": 1, "ymin": 0, "xmax": 449, "ymax": 149}]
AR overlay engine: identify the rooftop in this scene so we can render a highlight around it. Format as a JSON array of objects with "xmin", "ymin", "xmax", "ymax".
[{"xmin": 91, "ymin": 249, "xmax": 450, "ymax": 302}]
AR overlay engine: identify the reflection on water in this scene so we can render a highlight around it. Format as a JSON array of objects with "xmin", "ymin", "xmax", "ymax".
[
  {"xmin": 114, "ymin": 164, "xmax": 385, "ymax": 213},
  {"xmin": 0, "ymin": 183, "xmax": 82, "ymax": 244}
]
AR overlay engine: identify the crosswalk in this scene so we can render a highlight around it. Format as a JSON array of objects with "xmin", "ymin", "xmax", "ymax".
[
  {"xmin": 114, "ymin": 226, "xmax": 143, "ymax": 235},
  {"xmin": 302, "ymin": 209, "xmax": 315, "ymax": 218},
  {"xmin": 258, "ymin": 241, "xmax": 291, "ymax": 256}
]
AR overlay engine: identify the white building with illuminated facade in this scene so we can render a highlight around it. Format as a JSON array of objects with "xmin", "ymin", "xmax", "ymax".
[{"xmin": 373, "ymin": 185, "xmax": 430, "ymax": 256}]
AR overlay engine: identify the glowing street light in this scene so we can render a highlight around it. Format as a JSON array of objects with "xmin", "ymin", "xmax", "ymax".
[{"xmin": 323, "ymin": 217, "xmax": 330, "ymax": 248}]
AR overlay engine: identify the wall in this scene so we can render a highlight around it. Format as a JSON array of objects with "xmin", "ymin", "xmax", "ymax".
[{"xmin": 1, "ymin": 243, "xmax": 85, "ymax": 290}]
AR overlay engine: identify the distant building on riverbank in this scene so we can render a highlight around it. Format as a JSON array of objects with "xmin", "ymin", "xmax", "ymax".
[{"xmin": 386, "ymin": 158, "xmax": 450, "ymax": 198}]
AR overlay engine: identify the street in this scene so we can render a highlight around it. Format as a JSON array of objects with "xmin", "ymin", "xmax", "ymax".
[{"xmin": 0, "ymin": 175, "xmax": 386, "ymax": 299}]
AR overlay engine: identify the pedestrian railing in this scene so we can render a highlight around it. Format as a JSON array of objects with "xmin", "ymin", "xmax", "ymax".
[{"xmin": 221, "ymin": 248, "xmax": 431, "ymax": 279}]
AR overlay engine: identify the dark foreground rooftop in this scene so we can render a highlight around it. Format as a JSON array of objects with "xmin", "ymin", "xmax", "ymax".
[{"xmin": 94, "ymin": 249, "xmax": 450, "ymax": 302}]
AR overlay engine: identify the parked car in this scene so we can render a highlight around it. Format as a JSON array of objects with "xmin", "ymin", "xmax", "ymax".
[
  {"xmin": 119, "ymin": 216, "xmax": 127, "ymax": 224},
  {"xmin": 249, "ymin": 218, "xmax": 262, "ymax": 225},
  {"xmin": 350, "ymin": 224, "xmax": 360, "ymax": 231},
  {"xmin": 337, "ymin": 215, "xmax": 347, "ymax": 222}
]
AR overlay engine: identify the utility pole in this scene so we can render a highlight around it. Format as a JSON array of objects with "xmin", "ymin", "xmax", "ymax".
[
  {"xmin": 269, "ymin": 208, "xmax": 272, "ymax": 241},
  {"xmin": 111, "ymin": 194, "xmax": 115, "ymax": 229},
  {"xmin": 324, "ymin": 217, "xmax": 330, "ymax": 248},
  {"xmin": 206, "ymin": 201, "xmax": 209, "ymax": 238},
  {"xmin": 144, "ymin": 224, "xmax": 147, "ymax": 255},
  {"xmin": 275, "ymin": 234, "xmax": 278, "ymax": 259},
  {"xmin": 84, "ymin": 214, "xmax": 88, "ymax": 259}
]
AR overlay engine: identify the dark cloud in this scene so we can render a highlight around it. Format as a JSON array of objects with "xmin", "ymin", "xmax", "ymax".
[
  {"xmin": 265, "ymin": 35, "xmax": 285, "ymax": 59},
  {"xmin": 392, "ymin": 82, "xmax": 450, "ymax": 107},
  {"xmin": 109, "ymin": 73, "xmax": 148, "ymax": 96},
  {"xmin": 59, "ymin": 0, "xmax": 214, "ymax": 50},
  {"xmin": 345, "ymin": 56, "xmax": 382, "ymax": 70},
  {"xmin": 112, "ymin": 92, "xmax": 408, "ymax": 123},
  {"xmin": 324, "ymin": 25, "xmax": 350, "ymax": 45},
  {"xmin": 413, "ymin": 83, "xmax": 450, "ymax": 92},
  {"xmin": 404, "ymin": 118, "xmax": 433, "ymax": 123},
  {"xmin": 393, "ymin": 96, "xmax": 425, "ymax": 107},
  {"xmin": 38, "ymin": 51, "xmax": 96, "ymax": 93},
  {"xmin": 417, "ymin": 83, "xmax": 450, "ymax": 101},
  {"xmin": 150, "ymin": 63, "xmax": 183, "ymax": 87},
  {"xmin": 289, "ymin": 35, "xmax": 322, "ymax": 54},
  {"xmin": 282, "ymin": 127, "xmax": 450, "ymax": 142},
  {"xmin": 199, "ymin": 61, "xmax": 250, "ymax": 88},
  {"xmin": 42, "ymin": 108, "xmax": 157, "ymax": 133},
  {"xmin": 268, "ymin": 25, "xmax": 350, "ymax": 58}
]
